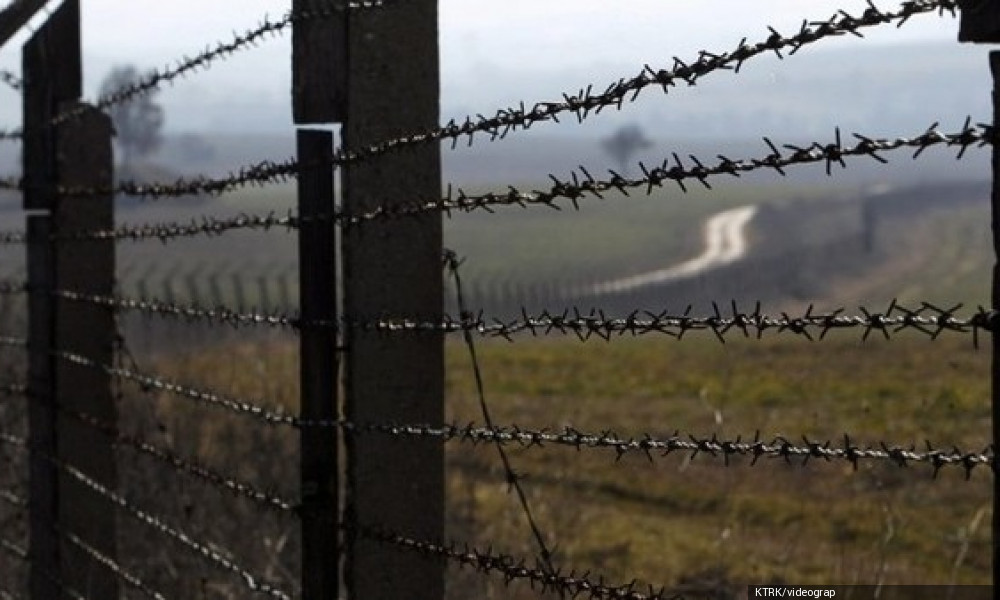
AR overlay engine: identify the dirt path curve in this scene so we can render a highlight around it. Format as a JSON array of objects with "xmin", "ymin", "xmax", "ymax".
[{"xmin": 586, "ymin": 205, "xmax": 758, "ymax": 295}]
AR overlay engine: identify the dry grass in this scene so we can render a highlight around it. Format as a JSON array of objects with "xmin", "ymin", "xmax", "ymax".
[{"xmin": 83, "ymin": 327, "xmax": 993, "ymax": 598}]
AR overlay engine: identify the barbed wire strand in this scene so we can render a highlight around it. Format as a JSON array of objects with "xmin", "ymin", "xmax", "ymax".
[
  {"xmin": 0, "ymin": 0, "xmax": 963, "ymax": 196},
  {"xmin": 0, "ymin": 0, "xmax": 393, "ymax": 142},
  {"xmin": 7, "ymin": 277, "xmax": 999, "ymax": 347},
  {"xmin": 445, "ymin": 250, "xmax": 557, "ymax": 573},
  {"xmin": 343, "ymin": 119, "xmax": 989, "ymax": 225},
  {"xmin": 0, "ymin": 119, "xmax": 987, "ymax": 246},
  {"xmin": 354, "ymin": 524, "xmax": 682, "ymax": 600},
  {"xmin": 66, "ymin": 405, "xmax": 298, "ymax": 513},
  {"xmin": 0, "ymin": 489, "xmax": 163, "ymax": 600},
  {"xmin": 366, "ymin": 300, "xmax": 1000, "ymax": 346},
  {"xmin": 58, "ymin": 528, "xmax": 167, "ymax": 600},
  {"xmin": 0, "ymin": 432, "xmax": 293, "ymax": 600},
  {"xmin": 44, "ymin": 286, "xmax": 304, "ymax": 331},
  {"xmin": 349, "ymin": 421, "xmax": 994, "ymax": 479},
  {"xmin": 49, "ymin": 345, "xmax": 299, "ymax": 428},
  {"xmin": 6, "ymin": 351, "xmax": 990, "ymax": 476}
]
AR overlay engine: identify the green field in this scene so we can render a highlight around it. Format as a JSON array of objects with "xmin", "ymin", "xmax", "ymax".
[{"xmin": 122, "ymin": 330, "xmax": 991, "ymax": 598}]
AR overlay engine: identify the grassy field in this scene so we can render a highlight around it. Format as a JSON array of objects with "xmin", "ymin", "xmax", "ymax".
[
  {"xmin": 111, "ymin": 328, "xmax": 991, "ymax": 599},
  {"xmin": 0, "ymin": 178, "xmax": 994, "ymax": 597}
]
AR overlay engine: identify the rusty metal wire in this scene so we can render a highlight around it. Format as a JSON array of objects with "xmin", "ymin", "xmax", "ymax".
[
  {"xmin": 48, "ymin": 287, "xmax": 305, "ymax": 330},
  {"xmin": 36, "ymin": 119, "xmax": 995, "ymax": 226},
  {"xmin": 7, "ymin": 284, "xmax": 999, "ymax": 347},
  {"xmin": 444, "ymin": 251, "xmax": 557, "ymax": 572},
  {"xmin": 0, "ymin": 488, "xmax": 162, "ymax": 600},
  {"xmin": 58, "ymin": 528, "xmax": 167, "ymax": 600},
  {"xmin": 323, "ymin": 0, "xmax": 961, "ymax": 167},
  {"xmin": 66, "ymin": 406, "xmax": 297, "ymax": 513},
  {"xmin": 0, "ymin": 119, "xmax": 985, "ymax": 247},
  {"xmin": 63, "ymin": 212, "xmax": 301, "ymax": 243},
  {"xmin": 347, "ymin": 421, "xmax": 994, "ymax": 478},
  {"xmin": 367, "ymin": 300, "xmax": 1000, "ymax": 345},
  {"xmin": 24, "ymin": 342, "xmax": 993, "ymax": 480},
  {"xmin": 355, "ymin": 524, "xmax": 681, "ymax": 600},
  {"xmin": 0, "ymin": 0, "xmax": 961, "ymax": 146},
  {"xmin": 52, "ymin": 347, "xmax": 299, "ymax": 428},
  {"xmin": 341, "ymin": 119, "xmax": 989, "ymax": 224},
  {"xmin": 0, "ymin": 0, "xmax": 394, "ymax": 142},
  {"xmin": 0, "ymin": 431, "xmax": 293, "ymax": 600}
]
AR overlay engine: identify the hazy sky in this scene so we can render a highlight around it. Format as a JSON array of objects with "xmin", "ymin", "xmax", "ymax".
[{"xmin": 0, "ymin": 1, "xmax": 971, "ymax": 132}]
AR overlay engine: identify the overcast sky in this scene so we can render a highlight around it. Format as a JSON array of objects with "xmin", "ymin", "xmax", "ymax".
[{"xmin": 0, "ymin": 1, "xmax": 971, "ymax": 132}]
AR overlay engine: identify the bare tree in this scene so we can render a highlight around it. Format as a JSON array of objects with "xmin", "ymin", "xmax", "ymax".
[
  {"xmin": 601, "ymin": 123, "xmax": 653, "ymax": 173},
  {"xmin": 99, "ymin": 65, "xmax": 164, "ymax": 169}
]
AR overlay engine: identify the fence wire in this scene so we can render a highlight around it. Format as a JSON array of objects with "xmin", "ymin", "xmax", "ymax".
[
  {"xmin": 10, "ymin": 337, "xmax": 991, "ymax": 478},
  {"xmin": 0, "ymin": 432, "xmax": 293, "ymax": 600},
  {"xmin": 0, "ymin": 0, "xmax": 394, "ymax": 141},
  {"xmin": 0, "ymin": 0, "xmax": 960, "ymax": 147},
  {"xmin": 8, "ymin": 283, "xmax": 996, "ymax": 345},
  {"xmin": 0, "ymin": 119, "xmax": 983, "ymax": 249},
  {"xmin": 58, "ymin": 528, "xmax": 167, "ymax": 600},
  {"xmin": 355, "ymin": 524, "xmax": 681, "ymax": 600}
]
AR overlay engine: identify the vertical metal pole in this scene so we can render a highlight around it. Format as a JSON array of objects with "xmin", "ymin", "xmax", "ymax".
[
  {"xmin": 992, "ymin": 49, "xmax": 1000, "ymax": 600},
  {"xmin": 22, "ymin": 3, "xmax": 86, "ymax": 597},
  {"xmin": 292, "ymin": 3, "xmax": 346, "ymax": 598},
  {"xmin": 52, "ymin": 102, "xmax": 118, "ymax": 600},
  {"xmin": 297, "ymin": 129, "xmax": 339, "ymax": 600},
  {"xmin": 343, "ymin": 1, "xmax": 445, "ymax": 599},
  {"xmin": 26, "ymin": 215, "xmax": 57, "ymax": 600},
  {"xmin": 292, "ymin": 0, "xmax": 347, "ymax": 124}
]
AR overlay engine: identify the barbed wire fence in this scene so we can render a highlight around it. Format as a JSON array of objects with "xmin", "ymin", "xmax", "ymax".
[{"xmin": 0, "ymin": 0, "xmax": 996, "ymax": 599}]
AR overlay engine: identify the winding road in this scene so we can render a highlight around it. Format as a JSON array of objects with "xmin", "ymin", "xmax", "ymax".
[{"xmin": 586, "ymin": 205, "xmax": 758, "ymax": 295}]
